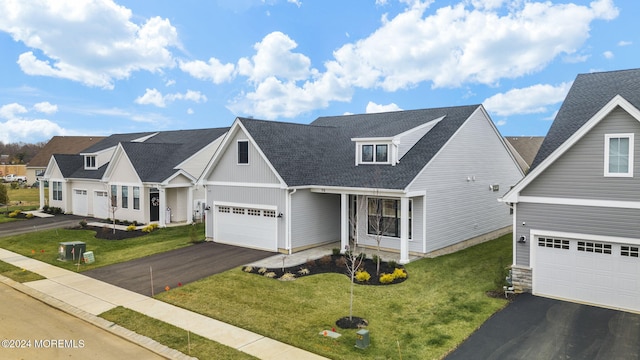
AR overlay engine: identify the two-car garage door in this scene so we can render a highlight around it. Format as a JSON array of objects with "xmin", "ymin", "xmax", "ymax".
[
  {"xmin": 214, "ymin": 204, "xmax": 278, "ymax": 252},
  {"xmin": 533, "ymin": 235, "xmax": 640, "ymax": 313}
]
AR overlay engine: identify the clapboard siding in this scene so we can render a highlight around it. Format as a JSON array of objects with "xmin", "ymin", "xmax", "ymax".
[
  {"xmin": 514, "ymin": 202, "xmax": 640, "ymax": 267},
  {"xmin": 210, "ymin": 129, "xmax": 281, "ymax": 185},
  {"xmin": 522, "ymin": 107, "xmax": 640, "ymax": 200},
  {"xmin": 291, "ymin": 190, "xmax": 341, "ymax": 248},
  {"xmin": 408, "ymin": 108, "xmax": 522, "ymax": 253}
]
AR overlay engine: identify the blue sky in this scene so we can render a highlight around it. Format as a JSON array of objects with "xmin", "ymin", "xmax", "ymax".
[{"xmin": 0, "ymin": 0, "xmax": 636, "ymax": 144}]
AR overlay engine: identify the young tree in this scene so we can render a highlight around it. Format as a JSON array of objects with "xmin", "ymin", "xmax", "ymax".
[
  {"xmin": 368, "ymin": 197, "xmax": 395, "ymax": 275},
  {"xmin": 0, "ymin": 184, "xmax": 8, "ymax": 213}
]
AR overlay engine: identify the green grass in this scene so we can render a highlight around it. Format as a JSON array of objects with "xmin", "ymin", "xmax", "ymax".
[
  {"xmin": 0, "ymin": 187, "xmax": 43, "ymax": 223},
  {"xmin": 101, "ymin": 306, "xmax": 257, "ymax": 360},
  {"xmin": 0, "ymin": 260, "xmax": 45, "ymax": 282},
  {"xmin": 156, "ymin": 234, "xmax": 513, "ymax": 360},
  {"xmin": 0, "ymin": 224, "xmax": 203, "ymax": 271}
]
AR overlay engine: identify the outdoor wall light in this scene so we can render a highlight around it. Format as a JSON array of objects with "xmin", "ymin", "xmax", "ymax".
[
  {"xmin": 277, "ymin": 213, "xmax": 283, "ymax": 218},
  {"xmin": 518, "ymin": 235, "xmax": 527, "ymax": 243}
]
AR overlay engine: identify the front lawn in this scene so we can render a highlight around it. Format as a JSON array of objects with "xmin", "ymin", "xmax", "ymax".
[
  {"xmin": 0, "ymin": 260, "xmax": 45, "ymax": 282},
  {"xmin": 156, "ymin": 234, "xmax": 513, "ymax": 360},
  {"xmin": 0, "ymin": 224, "xmax": 203, "ymax": 271}
]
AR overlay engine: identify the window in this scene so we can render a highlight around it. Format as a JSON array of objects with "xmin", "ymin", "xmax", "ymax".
[
  {"xmin": 360, "ymin": 144, "xmax": 390, "ymax": 164},
  {"xmin": 238, "ymin": 140, "xmax": 249, "ymax": 164},
  {"xmin": 218, "ymin": 206, "xmax": 230, "ymax": 213},
  {"xmin": 264, "ymin": 210, "xmax": 276, "ymax": 217},
  {"xmin": 577, "ymin": 241, "xmax": 612, "ymax": 254},
  {"xmin": 248, "ymin": 209, "xmax": 261, "ymax": 216},
  {"xmin": 233, "ymin": 207, "xmax": 245, "ymax": 215},
  {"xmin": 121, "ymin": 186, "xmax": 128, "ymax": 209},
  {"xmin": 85, "ymin": 155, "xmax": 96, "ymax": 169},
  {"xmin": 133, "ymin": 187, "xmax": 140, "ymax": 210},
  {"xmin": 621, "ymin": 245, "xmax": 639, "ymax": 257},
  {"xmin": 52, "ymin": 181, "xmax": 62, "ymax": 201},
  {"xmin": 537, "ymin": 237, "xmax": 570, "ymax": 250},
  {"xmin": 111, "ymin": 185, "xmax": 117, "ymax": 207},
  {"xmin": 605, "ymin": 134, "xmax": 634, "ymax": 177},
  {"xmin": 367, "ymin": 198, "xmax": 412, "ymax": 239}
]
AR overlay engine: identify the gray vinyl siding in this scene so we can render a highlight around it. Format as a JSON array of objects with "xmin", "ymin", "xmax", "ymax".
[
  {"xmin": 207, "ymin": 185, "xmax": 287, "ymax": 249},
  {"xmin": 355, "ymin": 195, "xmax": 424, "ymax": 254},
  {"xmin": 291, "ymin": 190, "xmax": 341, "ymax": 249},
  {"xmin": 210, "ymin": 129, "xmax": 281, "ymax": 185},
  {"xmin": 514, "ymin": 202, "xmax": 640, "ymax": 267},
  {"xmin": 408, "ymin": 108, "xmax": 522, "ymax": 253},
  {"xmin": 522, "ymin": 107, "xmax": 640, "ymax": 200}
]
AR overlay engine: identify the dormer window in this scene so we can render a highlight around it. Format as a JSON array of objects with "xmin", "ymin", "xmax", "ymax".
[
  {"xmin": 85, "ymin": 155, "xmax": 97, "ymax": 169},
  {"xmin": 358, "ymin": 143, "xmax": 392, "ymax": 164}
]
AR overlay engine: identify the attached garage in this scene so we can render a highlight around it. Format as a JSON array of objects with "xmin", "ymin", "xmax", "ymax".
[
  {"xmin": 213, "ymin": 203, "xmax": 278, "ymax": 252},
  {"xmin": 93, "ymin": 191, "xmax": 109, "ymax": 219},
  {"xmin": 72, "ymin": 189, "xmax": 88, "ymax": 216},
  {"xmin": 533, "ymin": 234, "xmax": 640, "ymax": 313}
]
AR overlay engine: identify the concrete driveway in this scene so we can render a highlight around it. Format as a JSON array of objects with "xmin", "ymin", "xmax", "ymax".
[
  {"xmin": 446, "ymin": 293, "xmax": 640, "ymax": 360},
  {"xmin": 83, "ymin": 242, "xmax": 274, "ymax": 296}
]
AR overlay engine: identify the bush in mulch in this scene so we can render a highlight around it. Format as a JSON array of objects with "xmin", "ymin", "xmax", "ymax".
[
  {"xmin": 77, "ymin": 225, "xmax": 147, "ymax": 240},
  {"xmin": 242, "ymin": 254, "xmax": 408, "ymax": 286}
]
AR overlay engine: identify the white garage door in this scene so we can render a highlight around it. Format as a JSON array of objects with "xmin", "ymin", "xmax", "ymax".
[
  {"xmin": 214, "ymin": 204, "xmax": 277, "ymax": 252},
  {"xmin": 73, "ymin": 189, "xmax": 88, "ymax": 216},
  {"xmin": 93, "ymin": 191, "xmax": 109, "ymax": 219},
  {"xmin": 533, "ymin": 236, "xmax": 640, "ymax": 313}
]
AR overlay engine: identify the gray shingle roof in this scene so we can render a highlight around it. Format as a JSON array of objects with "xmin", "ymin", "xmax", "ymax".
[
  {"xmin": 240, "ymin": 105, "xmax": 480, "ymax": 189},
  {"xmin": 54, "ymin": 128, "xmax": 228, "ymax": 183},
  {"xmin": 531, "ymin": 68, "xmax": 640, "ymax": 169}
]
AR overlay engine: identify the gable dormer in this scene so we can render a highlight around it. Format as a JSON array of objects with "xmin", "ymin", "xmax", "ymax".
[
  {"xmin": 352, "ymin": 115, "xmax": 445, "ymax": 166},
  {"xmin": 84, "ymin": 154, "xmax": 98, "ymax": 170}
]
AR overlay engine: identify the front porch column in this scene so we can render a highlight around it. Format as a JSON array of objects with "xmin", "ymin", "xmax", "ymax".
[
  {"xmin": 340, "ymin": 193, "xmax": 349, "ymax": 253},
  {"xmin": 159, "ymin": 187, "xmax": 167, "ymax": 227},
  {"xmin": 186, "ymin": 187, "xmax": 194, "ymax": 224},
  {"xmin": 39, "ymin": 178, "xmax": 45, "ymax": 209},
  {"xmin": 400, "ymin": 196, "xmax": 410, "ymax": 264}
]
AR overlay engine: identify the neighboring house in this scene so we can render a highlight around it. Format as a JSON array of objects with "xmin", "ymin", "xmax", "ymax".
[
  {"xmin": 501, "ymin": 68, "xmax": 640, "ymax": 313},
  {"xmin": 504, "ymin": 136, "xmax": 544, "ymax": 173},
  {"xmin": 200, "ymin": 105, "xmax": 523, "ymax": 263},
  {"xmin": 43, "ymin": 128, "xmax": 227, "ymax": 226}
]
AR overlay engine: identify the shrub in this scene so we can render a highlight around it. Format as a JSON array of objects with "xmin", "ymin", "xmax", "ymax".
[
  {"xmin": 279, "ymin": 272, "xmax": 296, "ymax": 281},
  {"xmin": 387, "ymin": 260, "xmax": 398, "ymax": 269},
  {"xmin": 8, "ymin": 210, "xmax": 19, "ymax": 218},
  {"xmin": 263, "ymin": 272, "xmax": 277, "ymax": 278},
  {"xmin": 392, "ymin": 267, "xmax": 407, "ymax": 279},
  {"xmin": 332, "ymin": 248, "xmax": 341, "ymax": 256},
  {"xmin": 305, "ymin": 259, "xmax": 316, "ymax": 268},
  {"xmin": 25, "ymin": 213, "xmax": 34, "ymax": 219},
  {"xmin": 372, "ymin": 254, "xmax": 380, "ymax": 264},
  {"xmin": 126, "ymin": 224, "xmax": 137, "ymax": 232},
  {"xmin": 297, "ymin": 268, "xmax": 310, "ymax": 275},
  {"xmin": 258, "ymin": 267, "xmax": 267, "ymax": 274},
  {"xmin": 318, "ymin": 255, "xmax": 332, "ymax": 265},
  {"xmin": 243, "ymin": 266, "xmax": 254, "ymax": 273},
  {"xmin": 355, "ymin": 270, "xmax": 371, "ymax": 282},
  {"xmin": 42, "ymin": 205, "xmax": 49, "ymax": 213},
  {"xmin": 10, "ymin": 182, "xmax": 19, "ymax": 190},
  {"xmin": 335, "ymin": 256, "xmax": 347, "ymax": 268},
  {"xmin": 142, "ymin": 224, "xmax": 158, "ymax": 233},
  {"xmin": 379, "ymin": 273, "xmax": 395, "ymax": 284},
  {"xmin": 79, "ymin": 219, "xmax": 87, "ymax": 228}
]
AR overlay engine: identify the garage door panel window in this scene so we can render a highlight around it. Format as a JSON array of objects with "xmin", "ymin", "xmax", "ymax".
[
  {"xmin": 218, "ymin": 206, "xmax": 230, "ymax": 213},
  {"xmin": 621, "ymin": 246, "xmax": 639, "ymax": 257},
  {"xmin": 538, "ymin": 237, "xmax": 570, "ymax": 250},
  {"xmin": 264, "ymin": 210, "xmax": 276, "ymax": 217},
  {"xmin": 577, "ymin": 241, "xmax": 612, "ymax": 254},
  {"xmin": 233, "ymin": 208, "xmax": 245, "ymax": 215}
]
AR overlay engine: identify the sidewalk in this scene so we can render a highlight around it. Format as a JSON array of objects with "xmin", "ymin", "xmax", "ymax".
[{"xmin": 0, "ymin": 248, "xmax": 327, "ymax": 360}]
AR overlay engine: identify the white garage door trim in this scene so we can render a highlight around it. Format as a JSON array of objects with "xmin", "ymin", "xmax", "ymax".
[
  {"xmin": 93, "ymin": 191, "xmax": 110, "ymax": 219},
  {"xmin": 213, "ymin": 201, "xmax": 278, "ymax": 252},
  {"xmin": 531, "ymin": 229, "xmax": 640, "ymax": 313},
  {"xmin": 72, "ymin": 189, "xmax": 88, "ymax": 216}
]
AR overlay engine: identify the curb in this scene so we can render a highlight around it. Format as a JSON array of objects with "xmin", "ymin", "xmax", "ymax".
[{"xmin": 0, "ymin": 275, "xmax": 197, "ymax": 360}]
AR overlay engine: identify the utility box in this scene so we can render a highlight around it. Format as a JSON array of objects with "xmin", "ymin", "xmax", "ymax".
[
  {"xmin": 355, "ymin": 329, "xmax": 370, "ymax": 349},
  {"xmin": 58, "ymin": 241, "xmax": 86, "ymax": 261}
]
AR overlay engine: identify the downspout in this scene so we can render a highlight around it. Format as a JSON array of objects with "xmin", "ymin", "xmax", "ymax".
[{"xmin": 286, "ymin": 188, "xmax": 297, "ymax": 254}]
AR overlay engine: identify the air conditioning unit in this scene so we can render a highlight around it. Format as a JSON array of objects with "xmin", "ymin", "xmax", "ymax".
[{"xmin": 58, "ymin": 241, "xmax": 86, "ymax": 261}]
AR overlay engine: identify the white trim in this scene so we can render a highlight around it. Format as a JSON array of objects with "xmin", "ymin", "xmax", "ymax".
[
  {"xmin": 213, "ymin": 201, "xmax": 278, "ymax": 211},
  {"xmin": 206, "ymin": 181, "xmax": 284, "ymax": 189},
  {"xmin": 356, "ymin": 142, "xmax": 393, "ymax": 165},
  {"xmin": 604, "ymin": 133, "xmax": 634, "ymax": 177},
  {"xmin": 517, "ymin": 195, "xmax": 640, "ymax": 209},
  {"xmin": 502, "ymin": 95, "xmax": 640, "ymax": 203},
  {"xmin": 236, "ymin": 139, "xmax": 250, "ymax": 165},
  {"xmin": 530, "ymin": 229, "xmax": 640, "ymax": 252},
  {"xmin": 309, "ymin": 186, "xmax": 404, "ymax": 196},
  {"xmin": 365, "ymin": 196, "xmax": 413, "ymax": 241}
]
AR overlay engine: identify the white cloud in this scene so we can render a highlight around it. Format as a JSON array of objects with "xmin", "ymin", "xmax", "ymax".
[
  {"xmin": 618, "ymin": 40, "xmax": 632, "ymax": 46},
  {"xmin": 187, "ymin": 108, "xmax": 194, "ymax": 115},
  {"xmin": 33, "ymin": 101, "xmax": 58, "ymax": 114},
  {"xmin": 0, "ymin": 103, "xmax": 67, "ymax": 143},
  {"xmin": 328, "ymin": 0, "xmax": 618, "ymax": 90},
  {"xmin": 287, "ymin": 0, "xmax": 302, "ymax": 7},
  {"xmin": 483, "ymin": 82, "xmax": 572, "ymax": 116},
  {"xmin": 179, "ymin": 58, "xmax": 235, "ymax": 84},
  {"xmin": 365, "ymin": 101, "xmax": 402, "ymax": 113},
  {"xmin": 135, "ymin": 88, "xmax": 208, "ymax": 108},
  {"xmin": 165, "ymin": 79, "xmax": 176, "ymax": 86},
  {"xmin": 0, "ymin": 0, "xmax": 180, "ymax": 89},
  {"xmin": 603, "ymin": 50, "xmax": 614, "ymax": 59}
]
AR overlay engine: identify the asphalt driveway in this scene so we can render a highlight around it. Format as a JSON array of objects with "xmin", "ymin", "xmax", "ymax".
[
  {"xmin": 83, "ymin": 242, "xmax": 274, "ymax": 296},
  {"xmin": 446, "ymin": 293, "xmax": 640, "ymax": 360}
]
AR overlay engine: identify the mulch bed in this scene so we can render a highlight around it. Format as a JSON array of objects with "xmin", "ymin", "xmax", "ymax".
[
  {"xmin": 243, "ymin": 254, "xmax": 408, "ymax": 286},
  {"xmin": 78, "ymin": 225, "xmax": 147, "ymax": 240}
]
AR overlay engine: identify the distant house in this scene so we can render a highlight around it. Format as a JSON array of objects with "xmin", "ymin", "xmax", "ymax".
[
  {"xmin": 200, "ymin": 105, "xmax": 523, "ymax": 263},
  {"xmin": 504, "ymin": 136, "xmax": 544, "ymax": 173},
  {"xmin": 501, "ymin": 68, "xmax": 640, "ymax": 313},
  {"xmin": 43, "ymin": 128, "xmax": 227, "ymax": 226}
]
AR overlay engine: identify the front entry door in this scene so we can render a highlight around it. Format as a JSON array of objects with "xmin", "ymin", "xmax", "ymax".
[{"xmin": 150, "ymin": 191, "xmax": 160, "ymax": 222}]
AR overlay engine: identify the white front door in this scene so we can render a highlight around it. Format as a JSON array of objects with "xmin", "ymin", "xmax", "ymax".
[
  {"xmin": 214, "ymin": 204, "xmax": 277, "ymax": 252},
  {"xmin": 533, "ymin": 235, "xmax": 640, "ymax": 313}
]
